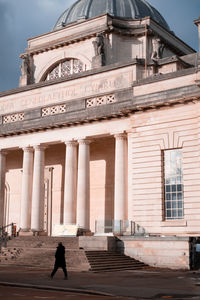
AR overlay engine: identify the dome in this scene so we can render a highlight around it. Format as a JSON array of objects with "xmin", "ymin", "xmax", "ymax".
[{"xmin": 53, "ymin": 0, "xmax": 170, "ymax": 31}]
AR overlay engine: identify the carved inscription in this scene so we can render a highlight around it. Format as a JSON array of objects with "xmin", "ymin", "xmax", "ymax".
[{"xmin": 0, "ymin": 72, "xmax": 131, "ymax": 115}]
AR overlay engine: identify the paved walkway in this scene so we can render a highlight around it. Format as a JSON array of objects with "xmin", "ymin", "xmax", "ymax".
[{"xmin": 0, "ymin": 265, "xmax": 200, "ymax": 299}]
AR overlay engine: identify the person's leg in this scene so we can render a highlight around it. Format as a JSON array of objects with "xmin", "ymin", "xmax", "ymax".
[
  {"xmin": 62, "ymin": 265, "xmax": 68, "ymax": 279},
  {"xmin": 51, "ymin": 264, "xmax": 58, "ymax": 278}
]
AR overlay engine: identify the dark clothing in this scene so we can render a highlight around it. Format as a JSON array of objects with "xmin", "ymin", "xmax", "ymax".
[{"xmin": 51, "ymin": 244, "xmax": 68, "ymax": 278}]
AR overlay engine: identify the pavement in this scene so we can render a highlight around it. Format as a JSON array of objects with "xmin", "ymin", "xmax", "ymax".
[{"xmin": 0, "ymin": 265, "xmax": 200, "ymax": 299}]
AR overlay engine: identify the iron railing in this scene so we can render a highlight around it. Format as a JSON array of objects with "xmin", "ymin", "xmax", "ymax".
[
  {"xmin": 0, "ymin": 223, "xmax": 16, "ymax": 252},
  {"xmin": 95, "ymin": 220, "xmax": 148, "ymax": 236}
]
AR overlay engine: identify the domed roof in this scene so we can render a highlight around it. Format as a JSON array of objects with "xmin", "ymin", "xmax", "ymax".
[{"xmin": 53, "ymin": 0, "xmax": 170, "ymax": 31}]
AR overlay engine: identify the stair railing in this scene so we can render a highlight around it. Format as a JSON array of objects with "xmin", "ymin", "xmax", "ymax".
[{"xmin": 0, "ymin": 223, "xmax": 16, "ymax": 253}]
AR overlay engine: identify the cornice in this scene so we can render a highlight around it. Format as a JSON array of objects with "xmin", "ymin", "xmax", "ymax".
[
  {"xmin": 132, "ymin": 67, "xmax": 199, "ymax": 87},
  {"xmin": 25, "ymin": 24, "xmax": 109, "ymax": 56}
]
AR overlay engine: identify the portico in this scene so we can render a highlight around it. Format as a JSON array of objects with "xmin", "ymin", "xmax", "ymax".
[{"xmin": 0, "ymin": 119, "xmax": 129, "ymax": 235}]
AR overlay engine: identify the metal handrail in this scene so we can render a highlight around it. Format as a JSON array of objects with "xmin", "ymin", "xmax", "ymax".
[
  {"xmin": 0, "ymin": 223, "xmax": 17, "ymax": 253},
  {"xmin": 0, "ymin": 223, "xmax": 16, "ymax": 232}
]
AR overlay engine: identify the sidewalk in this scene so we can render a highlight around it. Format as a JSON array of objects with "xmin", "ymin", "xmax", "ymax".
[{"xmin": 0, "ymin": 265, "xmax": 200, "ymax": 299}]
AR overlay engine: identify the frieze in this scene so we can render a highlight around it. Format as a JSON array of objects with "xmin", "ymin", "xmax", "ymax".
[{"xmin": 0, "ymin": 71, "xmax": 132, "ymax": 115}]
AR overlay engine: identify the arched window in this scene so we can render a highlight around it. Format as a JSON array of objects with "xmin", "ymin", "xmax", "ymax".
[{"xmin": 45, "ymin": 58, "xmax": 84, "ymax": 81}]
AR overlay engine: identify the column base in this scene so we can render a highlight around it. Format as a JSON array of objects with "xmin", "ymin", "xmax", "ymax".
[
  {"xmin": 30, "ymin": 230, "xmax": 48, "ymax": 236},
  {"xmin": 18, "ymin": 231, "xmax": 34, "ymax": 237},
  {"xmin": 77, "ymin": 228, "xmax": 93, "ymax": 236}
]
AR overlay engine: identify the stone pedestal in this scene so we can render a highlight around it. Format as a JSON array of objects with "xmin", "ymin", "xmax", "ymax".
[{"xmin": 92, "ymin": 55, "xmax": 104, "ymax": 68}]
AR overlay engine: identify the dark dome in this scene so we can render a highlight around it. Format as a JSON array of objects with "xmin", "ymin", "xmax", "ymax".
[{"xmin": 53, "ymin": 0, "xmax": 170, "ymax": 31}]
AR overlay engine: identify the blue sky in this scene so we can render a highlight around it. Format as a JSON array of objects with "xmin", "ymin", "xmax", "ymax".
[{"xmin": 0, "ymin": 0, "xmax": 199, "ymax": 92}]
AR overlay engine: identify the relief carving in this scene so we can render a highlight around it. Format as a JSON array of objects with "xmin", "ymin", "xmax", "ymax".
[
  {"xmin": 92, "ymin": 34, "xmax": 105, "ymax": 68},
  {"xmin": 151, "ymin": 38, "xmax": 165, "ymax": 61},
  {"xmin": 93, "ymin": 34, "xmax": 104, "ymax": 56},
  {"xmin": 19, "ymin": 54, "xmax": 31, "ymax": 87}
]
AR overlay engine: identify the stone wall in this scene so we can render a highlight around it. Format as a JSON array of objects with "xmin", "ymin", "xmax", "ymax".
[{"xmin": 121, "ymin": 236, "xmax": 190, "ymax": 269}]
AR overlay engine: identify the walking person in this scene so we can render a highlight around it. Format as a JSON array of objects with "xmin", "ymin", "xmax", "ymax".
[{"xmin": 50, "ymin": 242, "xmax": 68, "ymax": 279}]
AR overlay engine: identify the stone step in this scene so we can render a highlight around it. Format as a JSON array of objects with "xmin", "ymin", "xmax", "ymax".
[
  {"xmin": 7, "ymin": 236, "xmax": 79, "ymax": 249},
  {"xmin": 1, "ymin": 246, "xmax": 89, "ymax": 271},
  {"xmin": 85, "ymin": 250, "xmax": 148, "ymax": 272}
]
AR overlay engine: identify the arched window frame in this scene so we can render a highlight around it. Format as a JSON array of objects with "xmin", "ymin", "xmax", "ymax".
[{"xmin": 45, "ymin": 58, "xmax": 85, "ymax": 81}]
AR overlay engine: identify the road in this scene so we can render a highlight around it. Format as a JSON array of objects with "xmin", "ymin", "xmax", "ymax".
[{"xmin": 0, "ymin": 286, "xmax": 137, "ymax": 300}]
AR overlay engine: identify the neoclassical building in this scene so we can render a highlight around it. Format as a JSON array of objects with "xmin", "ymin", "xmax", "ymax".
[{"xmin": 0, "ymin": 0, "xmax": 200, "ymax": 268}]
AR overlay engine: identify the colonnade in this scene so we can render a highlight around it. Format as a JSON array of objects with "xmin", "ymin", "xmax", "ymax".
[{"xmin": 0, "ymin": 133, "xmax": 127, "ymax": 233}]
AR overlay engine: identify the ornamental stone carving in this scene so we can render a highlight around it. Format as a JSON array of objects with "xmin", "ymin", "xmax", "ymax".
[
  {"xmin": 3, "ymin": 113, "xmax": 25, "ymax": 124},
  {"xmin": 19, "ymin": 55, "xmax": 31, "ymax": 87},
  {"xmin": 92, "ymin": 34, "xmax": 105, "ymax": 68},
  {"xmin": 41, "ymin": 104, "xmax": 67, "ymax": 117},
  {"xmin": 86, "ymin": 94, "xmax": 116, "ymax": 108},
  {"xmin": 151, "ymin": 38, "xmax": 165, "ymax": 61}
]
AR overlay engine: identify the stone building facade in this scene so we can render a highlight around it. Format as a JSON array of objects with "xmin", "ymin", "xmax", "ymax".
[{"xmin": 0, "ymin": 0, "xmax": 200, "ymax": 269}]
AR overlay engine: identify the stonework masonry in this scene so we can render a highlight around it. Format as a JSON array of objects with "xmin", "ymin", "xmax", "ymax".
[{"xmin": 0, "ymin": 2, "xmax": 200, "ymax": 270}]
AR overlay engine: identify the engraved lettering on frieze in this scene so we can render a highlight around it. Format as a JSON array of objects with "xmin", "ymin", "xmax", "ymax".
[
  {"xmin": 42, "ymin": 104, "xmax": 67, "ymax": 117},
  {"xmin": 86, "ymin": 94, "xmax": 116, "ymax": 108},
  {"xmin": 0, "ymin": 73, "xmax": 130, "ymax": 115},
  {"xmin": 3, "ymin": 112, "xmax": 25, "ymax": 124}
]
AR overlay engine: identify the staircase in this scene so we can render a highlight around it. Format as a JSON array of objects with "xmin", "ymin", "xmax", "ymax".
[
  {"xmin": 0, "ymin": 247, "xmax": 22, "ymax": 262},
  {"xmin": 85, "ymin": 250, "xmax": 148, "ymax": 272},
  {"xmin": 0, "ymin": 236, "xmax": 89, "ymax": 271},
  {"xmin": 1, "ymin": 236, "xmax": 149, "ymax": 272}
]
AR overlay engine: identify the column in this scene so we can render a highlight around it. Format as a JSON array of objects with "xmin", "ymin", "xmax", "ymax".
[
  {"xmin": 31, "ymin": 145, "xmax": 46, "ymax": 232},
  {"xmin": 20, "ymin": 147, "xmax": 33, "ymax": 231},
  {"xmin": 114, "ymin": 133, "xmax": 127, "ymax": 222},
  {"xmin": 63, "ymin": 141, "xmax": 77, "ymax": 224},
  {"xmin": 0, "ymin": 150, "xmax": 6, "ymax": 227},
  {"xmin": 76, "ymin": 139, "xmax": 90, "ymax": 230}
]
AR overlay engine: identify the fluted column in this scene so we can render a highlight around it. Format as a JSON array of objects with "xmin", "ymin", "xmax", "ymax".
[
  {"xmin": 63, "ymin": 141, "xmax": 78, "ymax": 224},
  {"xmin": 114, "ymin": 133, "xmax": 127, "ymax": 221},
  {"xmin": 76, "ymin": 139, "xmax": 90, "ymax": 230},
  {"xmin": 20, "ymin": 147, "xmax": 33, "ymax": 231},
  {"xmin": 31, "ymin": 145, "xmax": 46, "ymax": 232},
  {"xmin": 0, "ymin": 150, "xmax": 6, "ymax": 227}
]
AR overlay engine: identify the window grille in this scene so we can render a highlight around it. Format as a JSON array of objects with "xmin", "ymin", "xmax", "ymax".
[
  {"xmin": 46, "ymin": 59, "xmax": 84, "ymax": 81},
  {"xmin": 163, "ymin": 149, "xmax": 184, "ymax": 220}
]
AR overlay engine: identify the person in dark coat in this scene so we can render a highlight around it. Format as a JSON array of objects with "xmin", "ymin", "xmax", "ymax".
[{"xmin": 50, "ymin": 242, "xmax": 68, "ymax": 279}]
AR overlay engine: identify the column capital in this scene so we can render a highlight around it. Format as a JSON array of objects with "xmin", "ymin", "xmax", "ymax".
[
  {"xmin": 33, "ymin": 145, "xmax": 47, "ymax": 151},
  {"xmin": 78, "ymin": 139, "xmax": 91, "ymax": 146},
  {"xmin": 65, "ymin": 140, "xmax": 78, "ymax": 147},
  {"xmin": 22, "ymin": 147, "xmax": 34, "ymax": 153},
  {"xmin": 0, "ymin": 149, "xmax": 8, "ymax": 156},
  {"xmin": 114, "ymin": 133, "xmax": 127, "ymax": 140}
]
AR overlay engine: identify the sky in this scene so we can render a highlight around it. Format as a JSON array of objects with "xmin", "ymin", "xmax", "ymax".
[{"xmin": 0, "ymin": 0, "xmax": 199, "ymax": 92}]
